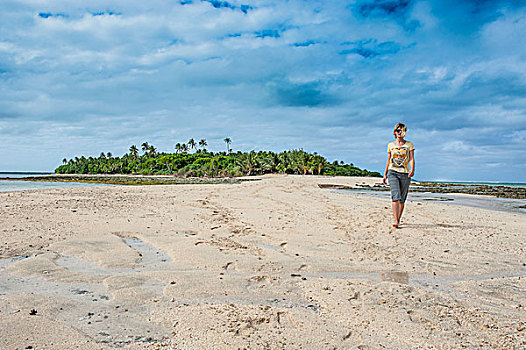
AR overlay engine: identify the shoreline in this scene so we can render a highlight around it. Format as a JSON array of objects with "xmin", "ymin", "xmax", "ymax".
[
  {"xmin": 3, "ymin": 173, "xmax": 525, "ymax": 198},
  {"xmin": 0, "ymin": 174, "xmax": 251, "ymax": 186},
  {"xmin": 319, "ymin": 181, "xmax": 526, "ymax": 199}
]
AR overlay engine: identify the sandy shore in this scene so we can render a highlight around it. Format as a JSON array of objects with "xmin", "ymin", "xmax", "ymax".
[{"xmin": 1, "ymin": 175, "xmax": 525, "ymax": 349}]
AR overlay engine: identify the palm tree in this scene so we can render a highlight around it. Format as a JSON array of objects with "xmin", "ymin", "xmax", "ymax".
[
  {"xmin": 148, "ymin": 145, "xmax": 157, "ymax": 157},
  {"xmin": 181, "ymin": 144, "xmax": 189, "ymax": 153},
  {"xmin": 129, "ymin": 145, "xmax": 139, "ymax": 158},
  {"xmin": 141, "ymin": 142, "xmax": 150, "ymax": 154},
  {"xmin": 224, "ymin": 137, "xmax": 231, "ymax": 153},
  {"xmin": 205, "ymin": 157, "xmax": 218, "ymax": 176},
  {"xmin": 100, "ymin": 152, "xmax": 106, "ymax": 159},
  {"xmin": 188, "ymin": 138, "xmax": 196, "ymax": 153},
  {"xmin": 198, "ymin": 139, "xmax": 207, "ymax": 149},
  {"xmin": 289, "ymin": 149, "xmax": 310, "ymax": 175},
  {"xmin": 262, "ymin": 152, "xmax": 281, "ymax": 173},
  {"xmin": 311, "ymin": 155, "xmax": 326, "ymax": 175},
  {"xmin": 175, "ymin": 143, "xmax": 182, "ymax": 154},
  {"xmin": 237, "ymin": 151, "xmax": 259, "ymax": 175},
  {"xmin": 107, "ymin": 152, "xmax": 113, "ymax": 159},
  {"xmin": 299, "ymin": 151, "xmax": 311, "ymax": 175},
  {"xmin": 62, "ymin": 158, "xmax": 67, "ymax": 165}
]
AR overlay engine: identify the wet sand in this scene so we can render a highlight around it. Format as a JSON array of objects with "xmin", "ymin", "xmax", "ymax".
[
  {"xmin": 337, "ymin": 188, "xmax": 526, "ymax": 215},
  {"xmin": 1, "ymin": 175, "xmax": 525, "ymax": 349}
]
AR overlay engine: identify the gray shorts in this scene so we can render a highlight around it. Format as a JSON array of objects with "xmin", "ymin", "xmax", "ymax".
[{"xmin": 388, "ymin": 169, "xmax": 411, "ymax": 203}]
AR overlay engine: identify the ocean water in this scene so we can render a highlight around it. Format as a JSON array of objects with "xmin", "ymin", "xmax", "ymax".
[
  {"xmin": 0, "ymin": 172, "xmax": 52, "ymax": 178},
  {"xmin": 336, "ymin": 189, "xmax": 526, "ymax": 215},
  {"xmin": 424, "ymin": 180, "xmax": 526, "ymax": 188},
  {"xmin": 0, "ymin": 172, "xmax": 114, "ymax": 192}
]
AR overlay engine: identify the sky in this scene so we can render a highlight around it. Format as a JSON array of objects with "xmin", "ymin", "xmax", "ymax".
[{"xmin": 1, "ymin": 0, "xmax": 525, "ymax": 182}]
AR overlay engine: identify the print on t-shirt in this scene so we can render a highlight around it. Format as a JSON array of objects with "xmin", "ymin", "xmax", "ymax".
[
  {"xmin": 391, "ymin": 147, "xmax": 408, "ymax": 168},
  {"xmin": 387, "ymin": 141, "xmax": 414, "ymax": 173}
]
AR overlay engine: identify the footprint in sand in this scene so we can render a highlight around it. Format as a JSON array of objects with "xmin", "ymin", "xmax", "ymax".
[{"xmin": 223, "ymin": 261, "xmax": 236, "ymax": 271}]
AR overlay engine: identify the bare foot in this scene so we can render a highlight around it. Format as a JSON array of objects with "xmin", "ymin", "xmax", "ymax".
[{"xmin": 392, "ymin": 223, "xmax": 399, "ymax": 228}]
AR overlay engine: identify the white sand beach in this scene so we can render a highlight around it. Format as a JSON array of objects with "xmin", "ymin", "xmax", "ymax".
[{"xmin": 1, "ymin": 175, "xmax": 525, "ymax": 349}]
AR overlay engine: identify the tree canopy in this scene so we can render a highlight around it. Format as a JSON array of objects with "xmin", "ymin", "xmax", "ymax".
[{"xmin": 55, "ymin": 140, "xmax": 381, "ymax": 178}]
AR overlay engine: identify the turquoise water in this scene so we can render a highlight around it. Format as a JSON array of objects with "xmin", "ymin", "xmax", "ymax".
[
  {"xmin": 0, "ymin": 172, "xmax": 52, "ymax": 178},
  {"xmin": 423, "ymin": 181, "xmax": 526, "ymax": 188},
  {"xmin": 0, "ymin": 172, "xmax": 114, "ymax": 192}
]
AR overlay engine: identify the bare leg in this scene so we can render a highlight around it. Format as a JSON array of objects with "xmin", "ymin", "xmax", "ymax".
[
  {"xmin": 391, "ymin": 200, "xmax": 400, "ymax": 227},
  {"xmin": 399, "ymin": 202, "xmax": 405, "ymax": 224}
]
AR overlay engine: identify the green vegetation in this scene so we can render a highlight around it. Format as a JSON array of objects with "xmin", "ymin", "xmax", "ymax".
[{"xmin": 55, "ymin": 139, "xmax": 381, "ymax": 178}]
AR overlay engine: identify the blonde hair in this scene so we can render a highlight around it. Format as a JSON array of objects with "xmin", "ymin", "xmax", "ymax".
[{"xmin": 393, "ymin": 122, "xmax": 407, "ymax": 138}]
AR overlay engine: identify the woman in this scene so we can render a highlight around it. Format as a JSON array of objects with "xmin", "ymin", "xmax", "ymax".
[{"xmin": 382, "ymin": 122, "xmax": 415, "ymax": 228}]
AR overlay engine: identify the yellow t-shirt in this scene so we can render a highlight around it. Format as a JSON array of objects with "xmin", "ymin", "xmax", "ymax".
[{"xmin": 388, "ymin": 141, "xmax": 415, "ymax": 173}]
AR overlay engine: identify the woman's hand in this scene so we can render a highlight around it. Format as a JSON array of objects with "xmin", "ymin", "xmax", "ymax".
[
  {"xmin": 408, "ymin": 170, "xmax": 414, "ymax": 178},
  {"xmin": 382, "ymin": 176, "xmax": 388, "ymax": 185}
]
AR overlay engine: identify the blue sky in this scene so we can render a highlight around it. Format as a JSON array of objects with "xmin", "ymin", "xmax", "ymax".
[{"xmin": 1, "ymin": 0, "xmax": 525, "ymax": 181}]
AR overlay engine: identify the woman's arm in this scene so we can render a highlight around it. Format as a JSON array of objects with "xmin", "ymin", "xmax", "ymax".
[
  {"xmin": 408, "ymin": 149, "xmax": 415, "ymax": 178},
  {"xmin": 383, "ymin": 153, "xmax": 391, "ymax": 185}
]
